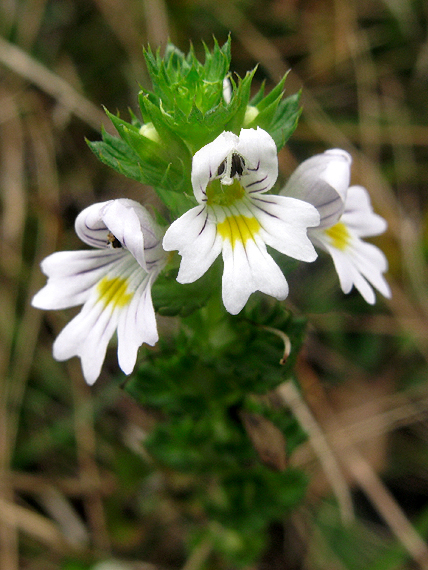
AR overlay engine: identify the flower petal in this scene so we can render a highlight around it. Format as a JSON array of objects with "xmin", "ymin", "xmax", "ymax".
[
  {"xmin": 313, "ymin": 227, "xmax": 391, "ymax": 304},
  {"xmin": 329, "ymin": 247, "xmax": 377, "ymax": 304},
  {"xmin": 53, "ymin": 296, "xmax": 119, "ymax": 384},
  {"xmin": 248, "ymin": 194, "xmax": 320, "ymax": 261},
  {"xmin": 341, "ymin": 185, "xmax": 387, "ymax": 237},
  {"xmin": 74, "ymin": 201, "xmax": 111, "ymax": 249},
  {"xmin": 32, "ymin": 249, "xmax": 126, "ymax": 310},
  {"xmin": 221, "ymin": 236, "xmax": 288, "ymax": 314},
  {"xmin": 100, "ymin": 200, "xmax": 148, "ymax": 269},
  {"xmin": 191, "ymin": 128, "xmax": 278, "ymax": 202},
  {"xmin": 282, "ymin": 148, "xmax": 352, "ymax": 228},
  {"xmin": 163, "ymin": 206, "xmax": 222, "ymax": 283},
  {"xmin": 117, "ymin": 273, "xmax": 158, "ymax": 375},
  {"xmin": 52, "ymin": 254, "xmax": 151, "ymax": 384},
  {"xmin": 349, "ymin": 240, "xmax": 391, "ymax": 298},
  {"xmin": 237, "ymin": 127, "xmax": 278, "ymax": 194},
  {"xmin": 75, "ymin": 199, "xmax": 164, "ymax": 271}
]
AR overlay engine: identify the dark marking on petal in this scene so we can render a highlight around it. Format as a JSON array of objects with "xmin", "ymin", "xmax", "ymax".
[
  {"xmin": 319, "ymin": 196, "xmax": 342, "ymax": 208},
  {"xmin": 250, "ymin": 199, "xmax": 281, "ymax": 220},
  {"xmin": 249, "ymin": 186, "xmax": 269, "ymax": 194},
  {"xmin": 198, "ymin": 211, "xmax": 209, "ymax": 236},
  {"xmin": 144, "ymin": 240, "xmax": 161, "ymax": 251},
  {"xmin": 72, "ymin": 256, "xmax": 122, "ymax": 278},
  {"xmin": 246, "ymin": 174, "xmax": 268, "ymax": 189}
]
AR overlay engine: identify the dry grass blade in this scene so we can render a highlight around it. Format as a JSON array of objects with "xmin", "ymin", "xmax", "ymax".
[
  {"xmin": 7, "ymin": 472, "xmax": 116, "ymax": 497},
  {"xmin": 142, "ymin": 0, "xmax": 170, "ymax": 48},
  {"xmin": 5, "ymin": 101, "xmax": 60, "ymax": 456},
  {"xmin": 0, "ymin": 497, "xmax": 81, "ymax": 553},
  {"xmin": 0, "ymin": 98, "xmax": 26, "ymax": 570},
  {"xmin": 0, "ymin": 36, "xmax": 106, "ymax": 131},
  {"xmin": 295, "ymin": 360, "xmax": 428, "ymax": 569},
  {"xmin": 277, "ymin": 380, "xmax": 355, "ymax": 525},
  {"xmin": 343, "ymin": 447, "xmax": 428, "ymax": 569}
]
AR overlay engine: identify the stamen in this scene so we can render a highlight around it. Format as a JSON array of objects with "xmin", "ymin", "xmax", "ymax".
[
  {"xmin": 217, "ymin": 161, "xmax": 226, "ymax": 176},
  {"xmin": 107, "ymin": 231, "xmax": 122, "ymax": 248},
  {"xmin": 230, "ymin": 153, "xmax": 245, "ymax": 177},
  {"xmin": 216, "ymin": 153, "xmax": 245, "ymax": 181}
]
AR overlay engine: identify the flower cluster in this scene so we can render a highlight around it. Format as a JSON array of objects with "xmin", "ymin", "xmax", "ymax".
[
  {"xmin": 32, "ymin": 42, "xmax": 390, "ymax": 384},
  {"xmin": 33, "ymin": 128, "xmax": 390, "ymax": 383}
]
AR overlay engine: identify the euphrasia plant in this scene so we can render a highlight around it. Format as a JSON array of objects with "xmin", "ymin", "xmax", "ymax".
[{"xmin": 32, "ymin": 38, "xmax": 391, "ymax": 565}]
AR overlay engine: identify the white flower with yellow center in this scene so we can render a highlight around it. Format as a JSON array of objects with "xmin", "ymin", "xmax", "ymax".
[
  {"xmin": 32, "ymin": 199, "xmax": 167, "ymax": 384},
  {"xmin": 282, "ymin": 149, "xmax": 391, "ymax": 304},
  {"xmin": 163, "ymin": 127, "xmax": 320, "ymax": 314}
]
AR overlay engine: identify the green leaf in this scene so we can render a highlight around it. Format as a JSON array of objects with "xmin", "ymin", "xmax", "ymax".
[
  {"xmin": 153, "ymin": 185, "xmax": 195, "ymax": 218},
  {"xmin": 224, "ymin": 68, "xmax": 257, "ymax": 134},
  {"xmin": 152, "ymin": 263, "xmax": 220, "ymax": 317},
  {"xmin": 205, "ymin": 466, "xmax": 307, "ymax": 532},
  {"xmin": 269, "ymin": 91, "xmax": 302, "ymax": 150},
  {"xmin": 250, "ymin": 80, "xmax": 266, "ymax": 106},
  {"xmin": 253, "ymin": 72, "xmax": 288, "ymax": 112},
  {"xmin": 87, "ymin": 130, "xmax": 145, "ymax": 184},
  {"xmin": 203, "ymin": 36, "xmax": 231, "ymax": 82}
]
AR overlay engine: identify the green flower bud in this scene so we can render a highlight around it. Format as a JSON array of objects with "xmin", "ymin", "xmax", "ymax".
[
  {"xmin": 243, "ymin": 105, "xmax": 259, "ymax": 126},
  {"xmin": 139, "ymin": 122, "xmax": 161, "ymax": 143}
]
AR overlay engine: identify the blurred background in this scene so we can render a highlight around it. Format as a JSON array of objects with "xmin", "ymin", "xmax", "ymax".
[{"xmin": 1, "ymin": 0, "xmax": 428, "ymax": 568}]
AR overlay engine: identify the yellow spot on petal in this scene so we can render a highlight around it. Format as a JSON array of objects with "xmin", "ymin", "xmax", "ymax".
[
  {"xmin": 97, "ymin": 276, "xmax": 133, "ymax": 309},
  {"xmin": 324, "ymin": 221, "xmax": 350, "ymax": 250},
  {"xmin": 217, "ymin": 214, "xmax": 261, "ymax": 248},
  {"xmin": 206, "ymin": 179, "xmax": 245, "ymax": 207}
]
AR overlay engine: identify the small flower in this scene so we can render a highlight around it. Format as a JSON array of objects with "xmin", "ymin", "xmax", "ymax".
[
  {"xmin": 282, "ymin": 150, "xmax": 391, "ymax": 304},
  {"xmin": 32, "ymin": 199, "xmax": 167, "ymax": 384},
  {"xmin": 163, "ymin": 127, "xmax": 320, "ymax": 315}
]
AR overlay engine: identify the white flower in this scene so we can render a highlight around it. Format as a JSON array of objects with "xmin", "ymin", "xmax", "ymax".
[
  {"xmin": 32, "ymin": 199, "xmax": 167, "ymax": 384},
  {"xmin": 282, "ymin": 149, "xmax": 391, "ymax": 304},
  {"xmin": 163, "ymin": 127, "xmax": 320, "ymax": 315}
]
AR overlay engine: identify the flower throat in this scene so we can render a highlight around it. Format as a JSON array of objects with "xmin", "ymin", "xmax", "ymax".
[{"xmin": 206, "ymin": 153, "xmax": 246, "ymax": 206}]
